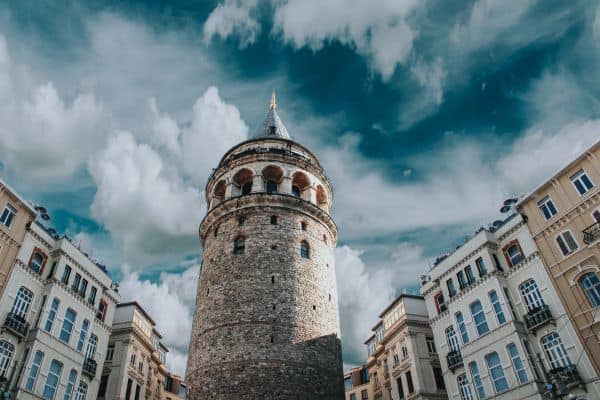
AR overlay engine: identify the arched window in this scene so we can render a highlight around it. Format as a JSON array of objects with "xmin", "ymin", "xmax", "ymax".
[
  {"xmin": 457, "ymin": 374, "xmax": 474, "ymax": 400},
  {"xmin": 11, "ymin": 286, "xmax": 33, "ymax": 319},
  {"xmin": 519, "ymin": 279, "xmax": 545, "ymax": 311},
  {"xmin": 25, "ymin": 350, "xmax": 44, "ymax": 391},
  {"xmin": 485, "ymin": 352, "xmax": 508, "ymax": 393},
  {"xmin": 241, "ymin": 182, "xmax": 252, "ymax": 195},
  {"xmin": 77, "ymin": 319, "xmax": 90, "ymax": 352},
  {"xmin": 42, "ymin": 360, "xmax": 63, "ymax": 399},
  {"xmin": 300, "ymin": 241, "xmax": 310, "ymax": 259},
  {"xmin": 75, "ymin": 381, "xmax": 88, "ymax": 400},
  {"xmin": 213, "ymin": 180, "xmax": 226, "ymax": 199},
  {"xmin": 86, "ymin": 334, "xmax": 98, "ymax": 360},
  {"xmin": 445, "ymin": 326, "xmax": 460, "ymax": 353},
  {"xmin": 0, "ymin": 340, "xmax": 14, "ymax": 377},
  {"xmin": 262, "ymin": 165, "xmax": 283, "ymax": 194},
  {"xmin": 233, "ymin": 169, "xmax": 253, "ymax": 196},
  {"xmin": 316, "ymin": 185, "xmax": 327, "ymax": 207},
  {"xmin": 292, "ymin": 172, "xmax": 310, "ymax": 198},
  {"xmin": 434, "ymin": 293, "xmax": 447, "ymax": 313},
  {"xmin": 45, "ymin": 298, "xmax": 60, "ymax": 332},
  {"xmin": 60, "ymin": 308, "xmax": 77, "ymax": 343},
  {"xmin": 579, "ymin": 272, "xmax": 600, "ymax": 307},
  {"xmin": 541, "ymin": 332, "xmax": 571, "ymax": 369},
  {"xmin": 292, "ymin": 186, "xmax": 301, "ymax": 197},
  {"xmin": 233, "ymin": 236, "xmax": 245, "ymax": 255},
  {"xmin": 64, "ymin": 369, "xmax": 78, "ymax": 400},
  {"xmin": 29, "ymin": 252, "xmax": 45, "ymax": 274},
  {"xmin": 266, "ymin": 181, "xmax": 278, "ymax": 193}
]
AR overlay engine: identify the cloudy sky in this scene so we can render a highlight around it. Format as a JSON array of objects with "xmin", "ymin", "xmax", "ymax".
[{"xmin": 1, "ymin": 0, "xmax": 599, "ymax": 374}]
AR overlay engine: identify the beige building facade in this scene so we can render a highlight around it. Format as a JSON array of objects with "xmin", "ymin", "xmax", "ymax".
[
  {"xmin": 98, "ymin": 302, "xmax": 182, "ymax": 400},
  {"xmin": 518, "ymin": 140, "xmax": 600, "ymax": 377},
  {"xmin": 0, "ymin": 178, "xmax": 36, "ymax": 296},
  {"xmin": 362, "ymin": 294, "xmax": 447, "ymax": 400},
  {"xmin": 344, "ymin": 365, "xmax": 371, "ymax": 400}
]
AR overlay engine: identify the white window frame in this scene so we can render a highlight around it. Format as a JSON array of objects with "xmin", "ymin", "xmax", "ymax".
[
  {"xmin": 445, "ymin": 326, "xmax": 460, "ymax": 353},
  {"xmin": 555, "ymin": 230, "xmax": 578, "ymax": 256},
  {"xmin": 25, "ymin": 350, "xmax": 44, "ymax": 391},
  {"xmin": 519, "ymin": 279, "xmax": 545, "ymax": 311},
  {"xmin": 489, "ymin": 290, "xmax": 506, "ymax": 324},
  {"xmin": 64, "ymin": 368, "xmax": 78, "ymax": 400},
  {"xmin": 74, "ymin": 379, "xmax": 88, "ymax": 400},
  {"xmin": 43, "ymin": 359, "xmax": 63, "ymax": 400},
  {"xmin": 506, "ymin": 342, "xmax": 528, "ymax": 384},
  {"xmin": 0, "ymin": 204, "xmax": 17, "ymax": 228},
  {"xmin": 455, "ymin": 312, "xmax": 470, "ymax": 344},
  {"xmin": 457, "ymin": 373, "xmax": 474, "ymax": 400},
  {"xmin": 470, "ymin": 301, "xmax": 489, "ymax": 336},
  {"xmin": 11, "ymin": 286, "xmax": 33, "ymax": 319},
  {"xmin": 468, "ymin": 362, "xmax": 485, "ymax": 400},
  {"xmin": 570, "ymin": 169, "xmax": 595, "ymax": 196},
  {"xmin": 485, "ymin": 352, "xmax": 509, "ymax": 393},
  {"xmin": 541, "ymin": 332, "xmax": 571, "ymax": 369},
  {"xmin": 592, "ymin": 208, "xmax": 600, "ymax": 224},
  {"xmin": 537, "ymin": 195, "xmax": 558, "ymax": 220}
]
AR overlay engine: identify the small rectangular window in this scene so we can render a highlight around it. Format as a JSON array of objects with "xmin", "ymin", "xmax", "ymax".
[
  {"xmin": 79, "ymin": 279, "xmax": 88, "ymax": 297},
  {"xmin": 475, "ymin": 257, "xmax": 487, "ymax": 277},
  {"xmin": 71, "ymin": 273, "xmax": 81, "ymax": 291},
  {"xmin": 446, "ymin": 279, "xmax": 457, "ymax": 297},
  {"xmin": 61, "ymin": 265, "xmax": 72, "ymax": 285},
  {"xmin": 570, "ymin": 169, "xmax": 594, "ymax": 195},
  {"xmin": 556, "ymin": 231, "xmax": 578, "ymax": 256},
  {"xmin": 457, "ymin": 271, "xmax": 467, "ymax": 289},
  {"xmin": 465, "ymin": 266, "xmax": 476, "ymax": 284},
  {"xmin": 88, "ymin": 287, "xmax": 97, "ymax": 305},
  {"xmin": 0, "ymin": 204, "xmax": 17, "ymax": 228},
  {"xmin": 537, "ymin": 196, "xmax": 558, "ymax": 220},
  {"xmin": 270, "ymin": 215, "xmax": 277, "ymax": 225},
  {"xmin": 489, "ymin": 290, "xmax": 506, "ymax": 324},
  {"xmin": 426, "ymin": 337, "xmax": 436, "ymax": 353}
]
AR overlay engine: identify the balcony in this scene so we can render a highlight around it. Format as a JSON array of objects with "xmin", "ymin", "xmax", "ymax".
[
  {"xmin": 82, "ymin": 358, "xmax": 97, "ymax": 377},
  {"xmin": 583, "ymin": 222, "xmax": 600, "ymax": 245},
  {"xmin": 524, "ymin": 305, "xmax": 553, "ymax": 333},
  {"xmin": 446, "ymin": 350, "xmax": 463, "ymax": 371},
  {"xmin": 548, "ymin": 365, "xmax": 582, "ymax": 389},
  {"xmin": 3, "ymin": 313, "xmax": 29, "ymax": 339}
]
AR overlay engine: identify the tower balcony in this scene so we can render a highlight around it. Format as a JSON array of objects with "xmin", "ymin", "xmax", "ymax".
[
  {"xmin": 583, "ymin": 221, "xmax": 600, "ymax": 245},
  {"xmin": 548, "ymin": 365, "xmax": 582, "ymax": 389},
  {"xmin": 82, "ymin": 358, "xmax": 97, "ymax": 377},
  {"xmin": 3, "ymin": 312, "xmax": 29, "ymax": 339},
  {"xmin": 524, "ymin": 305, "xmax": 553, "ymax": 333},
  {"xmin": 446, "ymin": 350, "xmax": 463, "ymax": 371}
]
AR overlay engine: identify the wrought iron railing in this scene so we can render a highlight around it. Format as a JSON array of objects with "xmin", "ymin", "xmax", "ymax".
[
  {"xmin": 548, "ymin": 364, "xmax": 581, "ymax": 388},
  {"xmin": 583, "ymin": 222, "xmax": 600, "ymax": 245},
  {"xmin": 524, "ymin": 305, "xmax": 553, "ymax": 332},
  {"xmin": 3, "ymin": 312, "xmax": 29, "ymax": 339},
  {"xmin": 82, "ymin": 358, "xmax": 97, "ymax": 377},
  {"xmin": 446, "ymin": 350, "xmax": 463, "ymax": 371}
]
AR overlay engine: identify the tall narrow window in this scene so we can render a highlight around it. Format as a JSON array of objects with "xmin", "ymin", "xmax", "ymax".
[
  {"xmin": 0, "ymin": 204, "xmax": 16, "ymax": 228},
  {"xmin": 457, "ymin": 374, "xmax": 474, "ymax": 400},
  {"xmin": 446, "ymin": 279, "xmax": 457, "ymax": 297},
  {"xmin": 74, "ymin": 381, "xmax": 87, "ymax": 400},
  {"xmin": 492, "ymin": 253, "xmax": 503, "ymax": 271},
  {"xmin": 541, "ymin": 332, "xmax": 571, "ymax": 369},
  {"xmin": 60, "ymin": 308, "xmax": 77, "ymax": 343},
  {"xmin": 486, "ymin": 352, "xmax": 508, "ymax": 393},
  {"xmin": 455, "ymin": 312, "xmax": 469, "ymax": 344},
  {"xmin": 470, "ymin": 301, "xmax": 489, "ymax": 336},
  {"xmin": 63, "ymin": 369, "xmax": 77, "ymax": 400},
  {"xmin": 489, "ymin": 290, "xmax": 506, "ymax": 324},
  {"xmin": 238, "ymin": 216, "xmax": 245, "ymax": 226},
  {"xmin": 434, "ymin": 293, "xmax": 447, "ymax": 313},
  {"xmin": 300, "ymin": 241, "xmax": 310, "ymax": 259},
  {"xmin": 0, "ymin": 340, "xmax": 13, "ymax": 378},
  {"xmin": 519, "ymin": 279, "xmax": 545, "ymax": 311},
  {"xmin": 465, "ymin": 266, "xmax": 476, "ymax": 285},
  {"xmin": 233, "ymin": 236, "xmax": 245, "ymax": 255},
  {"xmin": 537, "ymin": 196, "xmax": 558, "ymax": 220},
  {"xmin": 71, "ymin": 273, "xmax": 81, "ymax": 292},
  {"xmin": 593, "ymin": 209, "xmax": 600, "ymax": 223},
  {"xmin": 125, "ymin": 379, "xmax": 133, "ymax": 400},
  {"xmin": 11, "ymin": 286, "xmax": 34, "ymax": 319},
  {"xmin": 433, "ymin": 367, "xmax": 445, "ymax": 389},
  {"xmin": 579, "ymin": 272, "xmax": 600, "ymax": 307},
  {"xmin": 266, "ymin": 180, "xmax": 278, "ymax": 193},
  {"xmin": 88, "ymin": 287, "xmax": 97, "ymax": 306},
  {"xmin": 29, "ymin": 252, "xmax": 45, "ymax": 274},
  {"xmin": 77, "ymin": 319, "xmax": 89, "ymax": 352},
  {"xmin": 86, "ymin": 334, "xmax": 98, "ymax": 360},
  {"xmin": 96, "ymin": 300, "xmax": 108, "ymax": 322},
  {"xmin": 270, "ymin": 215, "xmax": 277, "ymax": 225},
  {"xmin": 505, "ymin": 243, "xmax": 524, "ymax": 266},
  {"xmin": 241, "ymin": 182, "xmax": 252, "ymax": 195},
  {"xmin": 292, "ymin": 185, "xmax": 301, "ymax": 197},
  {"xmin": 507, "ymin": 343, "xmax": 528, "ymax": 384},
  {"xmin": 45, "ymin": 298, "xmax": 60, "ymax": 332},
  {"xmin": 426, "ymin": 337, "xmax": 436, "ymax": 353},
  {"xmin": 475, "ymin": 257, "xmax": 487, "ymax": 277},
  {"xmin": 405, "ymin": 371, "xmax": 414, "ymax": 394},
  {"xmin": 570, "ymin": 169, "xmax": 594, "ymax": 195},
  {"xmin": 445, "ymin": 326, "xmax": 460, "ymax": 353},
  {"xmin": 556, "ymin": 231, "xmax": 578, "ymax": 256},
  {"xmin": 42, "ymin": 359, "xmax": 63, "ymax": 399},
  {"xmin": 26, "ymin": 350, "xmax": 44, "ymax": 390},
  {"xmin": 503, "ymin": 287, "xmax": 518, "ymax": 320},
  {"xmin": 457, "ymin": 270, "xmax": 467, "ymax": 289},
  {"xmin": 468, "ymin": 362, "xmax": 485, "ymax": 400},
  {"xmin": 61, "ymin": 265, "xmax": 71, "ymax": 285},
  {"xmin": 78, "ymin": 279, "xmax": 88, "ymax": 297}
]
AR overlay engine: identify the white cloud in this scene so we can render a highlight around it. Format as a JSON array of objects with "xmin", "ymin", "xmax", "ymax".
[
  {"xmin": 203, "ymin": 0, "xmax": 261, "ymax": 47},
  {"xmin": 336, "ymin": 243, "xmax": 424, "ymax": 363},
  {"xmin": 88, "ymin": 131, "xmax": 205, "ymax": 264},
  {"xmin": 0, "ymin": 35, "xmax": 107, "ymax": 184},
  {"xmin": 119, "ymin": 265, "xmax": 200, "ymax": 376},
  {"xmin": 409, "ymin": 57, "xmax": 447, "ymax": 105}
]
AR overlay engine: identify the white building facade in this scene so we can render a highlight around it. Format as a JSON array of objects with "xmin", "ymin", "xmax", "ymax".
[
  {"xmin": 421, "ymin": 214, "xmax": 599, "ymax": 400},
  {"xmin": 0, "ymin": 221, "xmax": 119, "ymax": 399}
]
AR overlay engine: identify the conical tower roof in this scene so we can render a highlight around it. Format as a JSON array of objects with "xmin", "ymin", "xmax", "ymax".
[{"xmin": 255, "ymin": 91, "xmax": 290, "ymax": 139}]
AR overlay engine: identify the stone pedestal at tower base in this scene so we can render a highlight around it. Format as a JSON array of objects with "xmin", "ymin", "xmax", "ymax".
[{"xmin": 186, "ymin": 335, "xmax": 344, "ymax": 400}]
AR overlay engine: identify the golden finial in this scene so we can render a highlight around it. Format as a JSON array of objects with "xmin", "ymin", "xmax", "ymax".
[{"xmin": 270, "ymin": 90, "xmax": 276, "ymax": 110}]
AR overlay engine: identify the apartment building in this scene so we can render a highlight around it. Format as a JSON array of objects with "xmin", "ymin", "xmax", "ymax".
[
  {"xmin": 421, "ymin": 213, "xmax": 599, "ymax": 399},
  {"xmin": 98, "ymin": 302, "xmax": 179, "ymax": 400},
  {"xmin": 0, "ymin": 220, "xmax": 119, "ymax": 399},
  {"xmin": 363, "ymin": 294, "xmax": 447, "ymax": 400},
  {"xmin": 0, "ymin": 178, "xmax": 36, "ymax": 295},
  {"xmin": 164, "ymin": 373, "xmax": 187, "ymax": 400},
  {"xmin": 345, "ymin": 365, "xmax": 371, "ymax": 400},
  {"xmin": 517, "ymin": 140, "xmax": 600, "ymax": 377}
]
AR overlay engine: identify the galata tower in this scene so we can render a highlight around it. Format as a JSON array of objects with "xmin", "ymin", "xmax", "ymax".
[{"xmin": 185, "ymin": 93, "xmax": 344, "ymax": 399}]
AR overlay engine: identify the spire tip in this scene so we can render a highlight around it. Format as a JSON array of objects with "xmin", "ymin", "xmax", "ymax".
[{"xmin": 270, "ymin": 90, "xmax": 276, "ymax": 110}]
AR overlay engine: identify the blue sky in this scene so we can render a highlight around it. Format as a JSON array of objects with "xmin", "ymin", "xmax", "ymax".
[{"xmin": 0, "ymin": 0, "xmax": 599, "ymax": 373}]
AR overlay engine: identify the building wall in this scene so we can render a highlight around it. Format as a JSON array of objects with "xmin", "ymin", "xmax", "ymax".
[
  {"xmin": 421, "ymin": 214, "xmax": 600, "ymax": 399},
  {"xmin": 186, "ymin": 138, "xmax": 344, "ymax": 399},
  {"xmin": 518, "ymin": 141, "xmax": 600, "ymax": 375},
  {"xmin": 0, "ymin": 180, "xmax": 36, "ymax": 297}
]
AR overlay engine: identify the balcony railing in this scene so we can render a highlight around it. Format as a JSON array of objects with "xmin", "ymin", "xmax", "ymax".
[
  {"xmin": 524, "ymin": 305, "xmax": 553, "ymax": 333},
  {"xmin": 446, "ymin": 350, "xmax": 463, "ymax": 371},
  {"xmin": 548, "ymin": 365, "xmax": 582, "ymax": 389},
  {"xmin": 82, "ymin": 358, "xmax": 97, "ymax": 377},
  {"xmin": 3, "ymin": 312, "xmax": 29, "ymax": 339},
  {"xmin": 583, "ymin": 222, "xmax": 600, "ymax": 245}
]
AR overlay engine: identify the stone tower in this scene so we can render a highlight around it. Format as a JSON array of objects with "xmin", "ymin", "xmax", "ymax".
[{"xmin": 186, "ymin": 93, "xmax": 344, "ymax": 399}]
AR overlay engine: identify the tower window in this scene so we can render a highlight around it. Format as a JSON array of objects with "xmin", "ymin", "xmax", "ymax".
[
  {"xmin": 329, "ymin": 294, "xmax": 331, "ymax": 301},
  {"xmin": 272, "ymin": 304, "xmax": 276, "ymax": 310},
  {"xmin": 233, "ymin": 236, "xmax": 245, "ymax": 255},
  {"xmin": 301, "ymin": 221, "xmax": 307, "ymax": 231},
  {"xmin": 292, "ymin": 185, "xmax": 301, "ymax": 197},
  {"xmin": 323, "ymin": 234, "xmax": 327, "ymax": 243},
  {"xmin": 241, "ymin": 182, "xmax": 252, "ymax": 195},
  {"xmin": 266, "ymin": 180, "xmax": 278, "ymax": 193},
  {"xmin": 238, "ymin": 216, "xmax": 245, "ymax": 226},
  {"xmin": 214, "ymin": 226, "xmax": 218, "ymax": 237},
  {"xmin": 270, "ymin": 215, "xmax": 277, "ymax": 225},
  {"xmin": 271, "ymin": 276, "xmax": 275, "ymax": 284},
  {"xmin": 312, "ymin": 305, "xmax": 316, "ymax": 311},
  {"xmin": 300, "ymin": 241, "xmax": 310, "ymax": 259}
]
